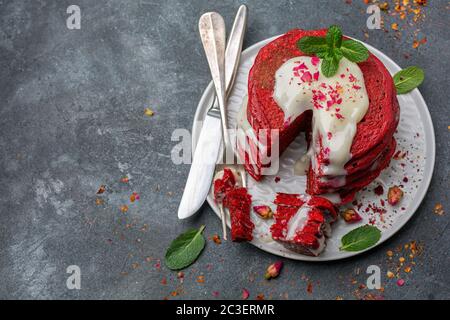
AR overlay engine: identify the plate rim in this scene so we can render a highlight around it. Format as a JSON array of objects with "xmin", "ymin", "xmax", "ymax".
[{"xmin": 191, "ymin": 34, "xmax": 436, "ymax": 261}]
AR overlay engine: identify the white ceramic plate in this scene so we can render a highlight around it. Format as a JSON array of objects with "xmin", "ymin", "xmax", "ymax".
[{"xmin": 192, "ymin": 35, "xmax": 435, "ymax": 261}]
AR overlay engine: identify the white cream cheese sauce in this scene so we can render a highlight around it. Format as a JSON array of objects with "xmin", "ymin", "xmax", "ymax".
[{"xmin": 273, "ymin": 56, "xmax": 369, "ymax": 176}]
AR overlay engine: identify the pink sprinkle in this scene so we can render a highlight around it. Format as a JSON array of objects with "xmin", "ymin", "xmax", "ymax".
[
  {"xmin": 335, "ymin": 113, "xmax": 344, "ymax": 120},
  {"xmin": 317, "ymin": 91, "xmax": 326, "ymax": 101},
  {"xmin": 327, "ymin": 100, "xmax": 334, "ymax": 108},
  {"xmin": 397, "ymin": 279, "xmax": 405, "ymax": 287},
  {"xmin": 293, "ymin": 62, "xmax": 307, "ymax": 71},
  {"xmin": 340, "ymin": 74, "xmax": 345, "ymax": 78},
  {"xmin": 353, "ymin": 85, "xmax": 361, "ymax": 90},
  {"xmin": 301, "ymin": 71, "xmax": 312, "ymax": 83},
  {"xmin": 313, "ymin": 71, "xmax": 319, "ymax": 81},
  {"xmin": 349, "ymin": 74, "xmax": 357, "ymax": 82},
  {"xmin": 311, "ymin": 56, "xmax": 320, "ymax": 66}
]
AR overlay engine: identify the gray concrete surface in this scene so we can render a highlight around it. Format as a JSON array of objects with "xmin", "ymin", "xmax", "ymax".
[{"xmin": 0, "ymin": 0, "xmax": 448, "ymax": 300}]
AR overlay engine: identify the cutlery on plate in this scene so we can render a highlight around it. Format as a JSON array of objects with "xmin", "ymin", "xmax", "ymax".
[{"xmin": 177, "ymin": 5, "xmax": 247, "ymax": 223}]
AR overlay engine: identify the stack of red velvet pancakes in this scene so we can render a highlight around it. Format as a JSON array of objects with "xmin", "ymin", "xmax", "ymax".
[{"xmin": 240, "ymin": 29, "xmax": 400, "ymax": 203}]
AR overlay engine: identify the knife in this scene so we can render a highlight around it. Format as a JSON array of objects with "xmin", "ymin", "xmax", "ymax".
[{"xmin": 178, "ymin": 5, "xmax": 247, "ymax": 219}]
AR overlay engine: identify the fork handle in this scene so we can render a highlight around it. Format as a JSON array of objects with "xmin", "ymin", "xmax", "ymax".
[{"xmin": 199, "ymin": 13, "xmax": 231, "ymax": 152}]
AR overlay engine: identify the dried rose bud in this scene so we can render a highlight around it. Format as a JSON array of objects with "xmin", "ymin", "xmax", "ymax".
[
  {"xmin": 264, "ymin": 261, "xmax": 283, "ymax": 280},
  {"xmin": 388, "ymin": 186, "xmax": 404, "ymax": 206},
  {"xmin": 341, "ymin": 208, "xmax": 362, "ymax": 223},
  {"xmin": 253, "ymin": 205, "xmax": 274, "ymax": 219},
  {"xmin": 416, "ymin": 0, "xmax": 427, "ymax": 5}
]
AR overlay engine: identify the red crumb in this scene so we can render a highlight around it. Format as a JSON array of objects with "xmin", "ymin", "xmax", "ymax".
[{"xmin": 374, "ymin": 185, "xmax": 384, "ymax": 196}]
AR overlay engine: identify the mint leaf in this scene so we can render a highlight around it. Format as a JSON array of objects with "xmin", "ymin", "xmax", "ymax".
[
  {"xmin": 321, "ymin": 57, "xmax": 340, "ymax": 77},
  {"xmin": 326, "ymin": 25, "xmax": 342, "ymax": 49},
  {"xmin": 334, "ymin": 47, "xmax": 344, "ymax": 60},
  {"xmin": 341, "ymin": 39, "xmax": 369, "ymax": 63},
  {"xmin": 393, "ymin": 66, "xmax": 425, "ymax": 94},
  {"xmin": 165, "ymin": 225, "xmax": 206, "ymax": 270},
  {"xmin": 297, "ymin": 36, "xmax": 328, "ymax": 54},
  {"xmin": 340, "ymin": 225, "xmax": 381, "ymax": 252},
  {"xmin": 316, "ymin": 50, "xmax": 330, "ymax": 59}
]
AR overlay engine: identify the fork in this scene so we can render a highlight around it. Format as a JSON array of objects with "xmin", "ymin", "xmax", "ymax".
[{"xmin": 199, "ymin": 10, "xmax": 247, "ymax": 240}]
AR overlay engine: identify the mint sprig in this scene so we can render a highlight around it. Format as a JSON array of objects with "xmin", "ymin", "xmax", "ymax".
[
  {"xmin": 393, "ymin": 66, "xmax": 425, "ymax": 94},
  {"xmin": 165, "ymin": 225, "xmax": 206, "ymax": 270},
  {"xmin": 341, "ymin": 40, "xmax": 370, "ymax": 63},
  {"xmin": 297, "ymin": 25, "xmax": 370, "ymax": 77},
  {"xmin": 340, "ymin": 225, "xmax": 381, "ymax": 252}
]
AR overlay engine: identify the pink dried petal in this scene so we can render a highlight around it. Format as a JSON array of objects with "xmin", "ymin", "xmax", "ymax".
[
  {"xmin": 301, "ymin": 71, "xmax": 312, "ymax": 83},
  {"xmin": 242, "ymin": 288, "xmax": 250, "ymax": 300},
  {"xmin": 327, "ymin": 100, "xmax": 334, "ymax": 108},
  {"xmin": 311, "ymin": 56, "xmax": 320, "ymax": 66},
  {"xmin": 313, "ymin": 71, "xmax": 320, "ymax": 81}
]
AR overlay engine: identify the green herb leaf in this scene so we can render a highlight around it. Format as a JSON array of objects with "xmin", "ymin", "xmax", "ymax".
[
  {"xmin": 316, "ymin": 50, "xmax": 330, "ymax": 59},
  {"xmin": 340, "ymin": 225, "xmax": 381, "ymax": 252},
  {"xmin": 321, "ymin": 57, "xmax": 340, "ymax": 77},
  {"xmin": 165, "ymin": 225, "xmax": 206, "ymax": 270},
  {"xmin": 334, "ymin": 47, "xmax": 344, "ymax": 61},
  {"xmin": 297, "ymin": 36, "xmax": 328, "ymax": 54},
  {"xmin": 340, "ymin": 39, "xmax": 370, "ymax": 63},
  {"xmin": 326, "ymin": 25, "xmax": 343, "ymax": 49},
  {"xmin": 393, "ymin": 66, "xmax": 425, "ymax": 94}
]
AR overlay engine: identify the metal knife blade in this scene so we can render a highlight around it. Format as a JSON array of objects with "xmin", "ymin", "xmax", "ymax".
[{"xmin": 178, "ymin": 5, "xmax": 247, "ymax": 219}]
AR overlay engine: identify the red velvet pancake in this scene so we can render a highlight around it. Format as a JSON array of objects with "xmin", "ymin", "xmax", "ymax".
[
  {"xmin": 270, "ymin": 193, "xmax": 338, "ymax": 256},
  {"xmin": 307, "ymin": 138, "xmax": 397, "ymax": 197}
]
